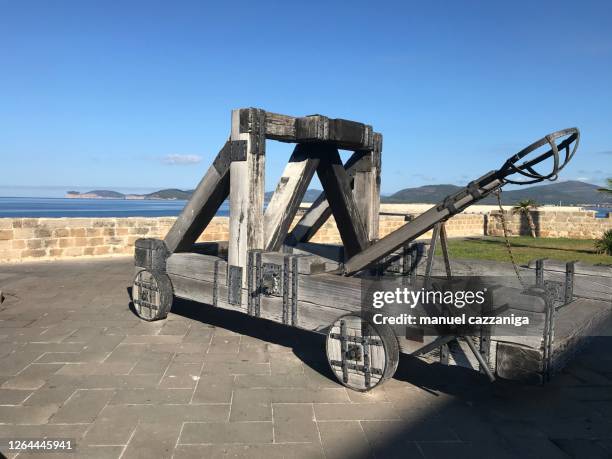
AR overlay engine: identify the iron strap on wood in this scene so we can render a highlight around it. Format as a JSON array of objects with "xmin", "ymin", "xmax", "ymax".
[
  {"xmin": 329, "ymin": 360, "xmax": 384, "ymax": 376},
  {"xmin": 247, "ymin": 251, "xmax": 254, "ymax": 315},
  {"xmin": 133, "ymin": 280, "xmax": 159, "ymax": 292},
  {"xmin": 133, "ymin": 298, "xmax": 159, "ymax": 310},
  {"xmin": 291, "ymin": 256, "xmax": 298, "ymax": 326},
  {"xmin": 329, "ymin": 334, "xmax": 383, "ymax": 346},
  {"xmin": 255, "ymin": 251, "xmax": 262, "ymax": 317},
  {"xmin": 340, "ymin": 320, "xmax": 349, "ymax": 383},
  {"xmin": 282, "ymin": 255, "xmax": 290, "ymax": 325},
  {"xmin": 212, "ymin": 259, "xmax": 219, "ymax": 307},
  {"xmin": 362, "ymin": 326, "xmax": 372, "ymax": 389}
]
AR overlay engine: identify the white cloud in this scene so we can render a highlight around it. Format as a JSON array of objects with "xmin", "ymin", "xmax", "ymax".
[{"xmin": 162, "ymin": 154, "xmax": 203, "ymax": 165}]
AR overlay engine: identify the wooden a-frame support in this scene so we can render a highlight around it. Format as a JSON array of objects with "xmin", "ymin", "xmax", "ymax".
[
  {"xmin": 163, "ymin": 108, "xmax": 382, "ymax": 285},
  {"xmin": 287, "ymin": 132, "xmax": 382, "ymax": 248}
]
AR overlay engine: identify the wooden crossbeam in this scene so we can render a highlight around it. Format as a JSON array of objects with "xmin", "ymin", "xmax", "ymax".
[
  {"xmin": 164, "ymin": 140, "xmax": 245, "ymax": 253},
  {"xmin": 263, "ymin": 144, "xmax": 319, "ymax": 251},
  {"xmin": 316, "ymin": 146, "xmax": 369, "ymax": 258},
  {"xmin": 239, "ymin": 109, "xmax": 375, "ymax": 151},
  {"xmin": 287, "ymin": 150, "xmax": 371, "ymax": 245}
]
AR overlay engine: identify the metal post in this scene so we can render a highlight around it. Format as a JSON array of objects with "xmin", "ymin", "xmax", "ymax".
[
  {"xmin": 424, "ymin": 223, "xmax": 441, "ymax": 288},
  {"xmin": 439, "ymin": 222, "xmax": 452, "ymax": 280},
  {"xmin": 439, "ymin": 343, "xmax": 449, "ymax": 365},
  {"xmin": 535, "ymin": 259, "xmax": 544, "ymax": 287},
  {"xmin": 464, "ymin": 337, "xmax": 495, "ymax": 382},
  {"xmin": 565, "ymin": 261, "xmax": 575, "ymax": 304}
]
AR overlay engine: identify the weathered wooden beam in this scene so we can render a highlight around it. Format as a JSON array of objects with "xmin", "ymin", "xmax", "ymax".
[
  {"xmin": 344, "ymin": 173, "xmax": 503, "ymax": 275},
  {"xmin": 229, "ymin": 108, "xmax": 266, "ymax": 286},
  {"xmin": 237, "ymin": 108, "xmax": 375, "ymax": 150},
  {"xmin": 264, "ymin": 145, "xmax": 319, "ymax": 251},
  {"xmin": 316, "ymin": 146, "xmax": 369, "ymax": 258},
  {"xmin": 352, "ymin": 133, "xmax": 382, "ymax": 240},
  {"xmin": 287, "ymin": 150, "xmax": 371, "ymax": 245},
  {"xmin": 295, "ymin": 115, "xmax": 373, "ymax": 150},
  {"xmin": 164, "ymin": 140, "xmax": 245, "ymax": 253}
]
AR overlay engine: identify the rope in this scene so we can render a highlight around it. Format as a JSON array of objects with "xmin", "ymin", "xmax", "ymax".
[{"xmin": 494, "ymin": 189, "xmax": 527, "ymax": 288}]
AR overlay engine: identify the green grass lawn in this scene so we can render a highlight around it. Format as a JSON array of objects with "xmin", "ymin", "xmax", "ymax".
[{"xmin": 440, "ymin": 236, "xmax": 612, "ymax": 266}]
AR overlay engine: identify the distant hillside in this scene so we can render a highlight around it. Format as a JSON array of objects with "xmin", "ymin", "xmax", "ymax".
[
  {"xmin": 65, "ymin": 181, "xmax": 609, "ymax": 205},
  {"xmin": 383, "ymin": 181, "xmax": 611, "ymax": 205},
  {"xmin": 146, "ymin": 188, "xmax": 194, "ymax": 200},
  {"xmin": 384, "ymin": 184, "xmax": 462, "ymax": 204},
  {"xmin": 66, "ymin": 190, "xmax": 126, "ymax": 199},
  {"xmin": 265, "ymin": 189, "xmax": 323, "ymax": 202}
]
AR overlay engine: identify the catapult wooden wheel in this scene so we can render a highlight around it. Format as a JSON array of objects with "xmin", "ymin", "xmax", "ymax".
[
  {"xmin": 132, "ymin": 269, "xmax": 173, "ymax": 321},
  {"xmin": 326, "ymin": 314, "xmax": 399, "ymax": 391}
]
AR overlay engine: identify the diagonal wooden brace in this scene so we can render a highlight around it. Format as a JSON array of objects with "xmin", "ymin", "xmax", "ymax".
[
  {"xmin": 164, "ymin": 140, "xmax": 246, "ymax": 253},
  {"xmin": 264, "ymin": 144, "xmax": 320, "ymax": 251},
  {"xmin": 316, "ymin": 146, "xmax": 369, "ymax": 259},
  {"xmin": 287, "ymin": 150, "xmax": 373, "ymax": 245}
]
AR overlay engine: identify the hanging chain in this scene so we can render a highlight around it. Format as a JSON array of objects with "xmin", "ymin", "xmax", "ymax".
[{"xmin": 494, "ymin": 189, "xmax": 527, "ymax": 288}]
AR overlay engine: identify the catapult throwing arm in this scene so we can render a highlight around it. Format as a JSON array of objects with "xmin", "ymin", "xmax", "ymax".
[{"xmin": 343, "ymin": 128, "xmax": 580, "ymax": 275}]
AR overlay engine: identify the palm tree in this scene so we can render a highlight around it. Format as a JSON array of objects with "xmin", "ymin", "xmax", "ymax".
[
  {"xmin": 512, "ymin": 199, "xmax": 539, "ymax": 238},
  {"xmin": 597, "ymin": 178, "xmax": 612, "ymax": 195}
]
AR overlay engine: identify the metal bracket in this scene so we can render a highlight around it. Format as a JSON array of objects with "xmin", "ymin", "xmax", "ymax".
[
  {"xmin": 291, "ymin": 257, "xmax": 298, "ymax": 326},
  {"xmin": 213, "ymin": 140, "xmax": 248, "ymax": 173},
  {"xmin": 212, "ymin": 260, "xmax": 219, "ymax": 307},
  {"xmin": 262, "ymin": 263, "xmax": 282, "ymax": 296},
  {"xmin": 565, "ymin": 261, "xmax": 575, "ymax": 304},
  {"xmin": 535, "ymin": 259, "xmax": 545, "ymax": 287},
  {"xmin": 282, "ymin": 256, "xmax": 290, "ymax": 324},
  {"xmin": 228, "ymin": 265, "xmax": 242, "ymax": 305},
  {"xmin": 238, "ymin": 108, "xmax": 266, "ymax": 155}
]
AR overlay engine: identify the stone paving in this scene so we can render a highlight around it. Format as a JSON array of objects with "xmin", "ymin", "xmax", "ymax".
[{"xmin": 0, "ymin": 258, "xmax": 611, "ymax": 458}]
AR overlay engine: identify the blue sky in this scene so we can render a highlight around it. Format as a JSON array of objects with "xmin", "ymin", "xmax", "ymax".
[{"xmin": 1, "ymin": 0, "xmax": 611, "ymax": 197}]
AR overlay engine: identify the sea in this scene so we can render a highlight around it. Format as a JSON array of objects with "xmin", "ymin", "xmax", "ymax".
[
  {"xmin": 0, "ymin": 197, "xmax": 609, "ymax": 219},
  {"xmin": 0, "ymin": 197, "xmax": 228, "ymax": 218}
]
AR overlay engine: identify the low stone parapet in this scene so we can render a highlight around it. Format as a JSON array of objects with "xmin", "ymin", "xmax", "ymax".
[
  {"xmin": 0, "ymin": 212, "xmax": 486, "ymax": 263},
  {"xmin": 487, "ymin": 210, "xmax": 612, "ymax": 239},
  {"xmin": 2, "ymin": 208, "xmax": 610, "ymax": 263}
]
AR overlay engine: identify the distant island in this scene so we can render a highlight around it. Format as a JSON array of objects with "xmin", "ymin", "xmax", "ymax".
[
  {"xmin": 66, "ymin": 189, "xmax": 194, "ymax": 200},
  {"xmin": 66, "ymin": 180, "xmax": 611, "ymax": 206},
  {"xmin": 66, "ymin": 188, "xmax": 326, "ymax": 202}
]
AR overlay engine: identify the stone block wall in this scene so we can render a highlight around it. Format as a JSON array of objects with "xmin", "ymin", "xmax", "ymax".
[
  {"xmin": 3, "ymin": 209, "xmax": 610, "ymax": 263},
  {"xmin": 487, "ymin": 210, "xmax": 612, "ymax": 239},
  {"xmin": 0, "ymin": 217, "xmax": 229, "ymax": 262},
  {"xmin": 0, "ymin": 213, "xmax": 485, "ymax": 263}
]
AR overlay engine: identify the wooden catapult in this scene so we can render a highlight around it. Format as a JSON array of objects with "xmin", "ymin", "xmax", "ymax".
[{"xmin": 133, "ymin": 108, "xmax": 580, "ymax": 390}]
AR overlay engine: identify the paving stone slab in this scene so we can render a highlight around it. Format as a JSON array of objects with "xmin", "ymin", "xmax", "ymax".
[
  {"xmin": 129, "ymin": 351, "xmax": 173, "ymax": 375},
  {"xmin": 121, "ymin": 422, "xmax": 182, "ymax": 459},
  {"xmin": 179, "ymin": 421, "xmax": 273, "ymax": 445},
  {"xmin": 272, "ymin": 403, "xmax": 314, "ymax": 422},
  {"xmin": 0, "ymin": 389, "xmax": 32, "ymax": 405},
  {"xmin": 50, "ymin": 389, "xmax": 114, "ymax": 424},
  {"xmin": 99, "ymin": 403, "xmax": 230, "ymax": 424},
  {"xmin": 191, "ymin": 375, "xmax": 234, "ymax": 404},
  {"xmin": 316, "ymin": 420, "xmax": 371, "ymax": 459},
  {"xmin": 158, "ymin": 362, "xmax": 201, "ymax": 389},
  {"xmin": 22, "ymin": 386, "xmax": 76, "ymax": 406},
  {"xmin": 0, "ymin": 404, "xmax": 59, "ymax": 425},
  {"xmin": 172, "ymin": 443, "xmax": 324, "ymax": 459},
  {"xmin": 208, "ymin": 335, "xmax": 241, "ymax": 354},
  {"xmin": 110, "ymin": 388, "xmax": 193, "ymax": 405},
  {"xmin": 314, "ymin": 403, "xmax": 401, "ymax": 421},
  {"xmin": 229, "ymin": 389, "xmax": 272, "ymax": 422}
]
